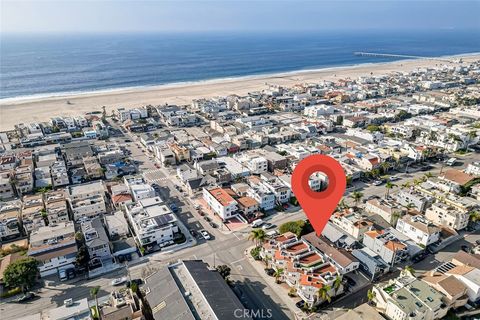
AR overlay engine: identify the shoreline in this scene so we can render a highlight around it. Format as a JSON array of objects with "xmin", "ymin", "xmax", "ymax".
[{"xmin": 1, "ymin": 53, "xmax": 479, "ymax": 131}]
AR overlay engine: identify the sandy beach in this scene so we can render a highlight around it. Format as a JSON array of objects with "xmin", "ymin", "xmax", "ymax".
[{"xmin": 1, "ymin": 54, "xmax": 479, "ymax": 131}]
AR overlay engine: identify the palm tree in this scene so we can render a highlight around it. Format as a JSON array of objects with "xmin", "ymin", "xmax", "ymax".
[
  {"xmin": 400, "ymin": 181, "xmax": 411, "ymax": 190},
  {"xmin": 424, "ymin": 172, "xmax": 434, "ymax": 180},
  {"xmin": 384, "ymin": 181, "xmax": 396, "ymax": 198},
  {"xmin": 338, "ymin": 199, "xmax": 349, "ymax": 210},
  {"xmin": 248, "ymin": 229, "xmax": 267, "ymax": 247},
  {"xmin": 273, "ymin": 268, "xmax": 284, "ymax": 284},
  {"xmin": 371, "ymin": 168, "xmax": 381, "ymax": 178},
  {"xmin": 367, "ymin": 289, "xmax": 376, "ymax": 302},
  {"xmin": 390, "ymin": 211, "xmax": 402, "ymax": 227},
  {"xmin": 333, "ymin": 275, "xmax": 342, "ymax": 296},
  {"xmin": 317, "ymin": 284, "xmax": 332, "ymax": 303},
  {"xmin": 90, "ymin": 286, "xmax": 101, "ymax": 319},
  {"xmin": 404, "ymin": 266, "xmax": 415, "ymax": 275},
  {"xmin": 380, "ymin": 162, "xmax": 389, "ymax": 175},
  {"xmin": 350, "ymin": 191, "xmax": 364, "ymax": 207},
  {"xmin": 263, "ymin": 255, "xmax": 271, "ymax": 267}
]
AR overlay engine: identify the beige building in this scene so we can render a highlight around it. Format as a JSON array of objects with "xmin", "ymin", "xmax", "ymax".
[{"xmin": 425, "ymin": 202, "xmax": 469, "ymax": 231}]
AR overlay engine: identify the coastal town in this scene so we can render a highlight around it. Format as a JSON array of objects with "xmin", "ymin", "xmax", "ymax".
[{"xmin": 1, "ymin": 58, "xmax": 480, "ymax": 320}]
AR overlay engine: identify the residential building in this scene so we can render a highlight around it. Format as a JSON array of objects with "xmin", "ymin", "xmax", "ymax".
[
  {"xmin": 0, "ymin": 201, "xmax": 21, "ymax": 240},
  {"xmin": 105, "ymin": 211, "xmax": 130, "ymax": 239},
  {"xmin": 330, "ymin": 209, "xmax": 373, "ymax": 240},
  {"xmin": 44, "ymin": 190, "xmax": 70, "ymax": 224},
  {"xmin": 100, "ymin": 289, "xmax": 143, "ymax": 320},
  {"xmin": 202, "ymin": 187, "xmax": 238, "ymax": 220},
  {"xmin": 302, "ymin": 232, "xmax": 359, "ymax": 274},
  {"xmin": 425, "ymin": 202, "xmax": 469, "ymax": 231},
  {"xmin": 68, "ymin": 181, "xmax": 106, "ymax": 222},
  {"xmin": 363, "ymin": 228, "xmax": 409, "ymax": 266},
  {"xmin": 125, "ymin": 197, "xmax": 179, "ymax": 250},
  {"xmin": 144, "ymin": 260, "xmax": 251, "ymax": 320},
  {"xmin": 365, "ymin": 197, "xmax": 405, "ymax": 225},
  {"xmin": 81, "ymin": 218, "xmax": 112, "ymax": 265},
  {"xmin": 396, "ymin": 215, "xmax": 441, "ymax": 247},
  {"xmin": 395, "ymin": 190, "xmax": 433, "ymax": 212},
  {"xmin": 27, "ymin": 222, "xmax": 78, "ymax": 277},
  {"xmin": 372, "ymin": 273, "xmax": 448, "ymax": 320},
  {"xmin": 21, "ymin": 194, "xmax": 45, "ymax": 233}
]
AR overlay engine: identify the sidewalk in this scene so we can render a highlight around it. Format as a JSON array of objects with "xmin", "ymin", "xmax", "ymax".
[{"xmin": 244, "ymin": 245, "xmax": 309, "ymax": 320}]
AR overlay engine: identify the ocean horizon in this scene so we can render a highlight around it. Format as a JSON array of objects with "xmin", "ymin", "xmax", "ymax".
[{"xmin": 1, "ymin": 30, "xmax": 480, "ymax": 100}]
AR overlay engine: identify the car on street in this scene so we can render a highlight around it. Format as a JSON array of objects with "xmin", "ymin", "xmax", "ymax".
[
  {"xmin": 111, "ymin": 276, "xmax": 128, "ymax": 286},
  {"xmin": 372, "ymin": 180, "xmax": 384, "ymax": 186},
  {"xmin": 264, "ymin": 268, "xmax": 275, "ymax": 276},
  {"xmin": 295, "ymin": 300, "xmax": 305, "ymax": 309},
  {"xmin": 200, "ymin": 230, "xmax": 211, "ymax": 240},
  {"xmin": 189, "ymin": 229, "xmax": 197, "ymax": 237},
  {"xmin": 262, "ymin": 223, "xmax": 275, "ymax": 230},
  {"xmin": 209, "ymin": 222, "xmax": 218, "ymax": 228},
  {"xmin": 59, "ymin": 269, "xmax": 68, "ymax": 281},
  {"xmin": 204, "ymin": 216, "xmax": 211, "ymax": 222},
  {"xmin": 14, "ymin": 292, "xmax": 36, "ymax": 303},
  {"xmin": 389, "ymin": 176, "xmax": 400, "ymax": 181}
]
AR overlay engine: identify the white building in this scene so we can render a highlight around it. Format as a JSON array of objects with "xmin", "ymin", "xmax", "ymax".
[
  {"xmin": 395, "ymin": 215, "xmax": 441, "ymax": 247},
  {"xmin": 203, "ymin": 187, "xmax": 238, "ymax": 220},
  {"xmin": 27, "ymin": 222, "xmax": 78, "ymax": 277},
  {"xmin": 68, "ymin": 181, "xmax": 106, "ymax": 222},
  {"xmin": 125, "ymin": 197, "xmax": 179, "ymax": 249},
  {"xmin": 304, "ymin": 104, "xmax": 335, "ymax": 118},
  {"xmin": 425, "ymin": 202, "xmax": 469, "ymax": 231},
  {"xmin": 465, "ymin": 162, "xmax": 480, "ymax": 176},
  {"xmin": 129, "ymin": 183, "xmax": 156, "ymax": 202}
]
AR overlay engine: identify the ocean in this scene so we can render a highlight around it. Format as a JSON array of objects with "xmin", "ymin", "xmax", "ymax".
[{"xmin": 1, "ymin": 30, "xmax": 479, "ymax": 100}]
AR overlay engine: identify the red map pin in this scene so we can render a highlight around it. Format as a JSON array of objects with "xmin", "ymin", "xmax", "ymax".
[{"xmin": 291, "ymin": 154, "xmax": 346, "ymax": 236}]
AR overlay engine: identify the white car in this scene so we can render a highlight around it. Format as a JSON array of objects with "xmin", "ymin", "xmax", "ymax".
[
  {"xmin": 111, "ymin": 276, "xmax": 128, "ymax": 286},
  {"xmin": 200, "ymin": 230, "xmax": 211, "ymax": 240}
]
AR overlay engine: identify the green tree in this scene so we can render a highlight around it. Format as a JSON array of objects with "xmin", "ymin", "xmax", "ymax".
[
  {"xmin": 385, "ymin": 181, "xmax": 396, "ymax": 198},
  {"xmin": 90, "ymin": 286, "xmax": 101, "ymax": 320},
  {"xmin": 390, "ymin": 211, "xmax": 402, "ymax": 227},
  {"xmin": 248, "ymin": 229, "xmax": 267, "ymax": 247},
  {"xmin": 367, "ymin": 289, "xmax": 376, "ymax": 302},
  {"xmin": 3, "ymin": 258, "xmax": 39, "ymax": 292},
  {"xmin": 424, "ymin": 172, "xmax": 434, "ymax": 180},
  {"xmin": 469, "ymin": 211, "xmax": 479, "ymax": 222},
  {"xmin": 333, "ymin": 275, "xmax": 342, "ymax": 296},
  {"xmin": 350, "ymin": 191, "xmax": 363, "ymax": 207},
  {"xmin": 366, "ymin": 125, "xmax": 380, "ymax": 133},
  {"xmin": 279, "ymin": 220, "xmax": 309, "ymax": 237},
  {"xmin": 216, "ymin": 265, "xmax": 231, "ymax": 280},
  {"xmin": 317, "ymin": 284, "xmax": 332, "ymax": 303},
  {"xmin": 273, "ymin": 268, "xmax": 284, "ymax": 284},
  {"xmin": 75, "ymin": 245, "xmax": 90, "ymax": 270},
  {"xmin": 404, "ymin": 266, "xmax": 415, "ymax": 275}
]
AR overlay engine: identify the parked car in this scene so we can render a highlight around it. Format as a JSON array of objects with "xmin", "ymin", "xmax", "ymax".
[
  {"xmin": 111, "ymin": 276, "xmax": 128, "ymax": 286},
  {"xmin": 209, "ymin": 222, "xmax": 218, "ymax": 228},
  {"xmin": 189, "ymin": 229, "xmax": 197, "ymax": 237},
  {"xmin": 251, "ymin": 219, "xmax": 264, "ymax": 228},
  {"xmin": 204, "ymin": 216, "xmax": 211, "ymax": 222},
  {"xmin": 200, "ymin": 230, "xmax": 211, "ymax": 240},
  {"xmin": 59, "ymin": 269, "xmax": 68, "ymax": 281},
  {"xmin": 262, "ymin": 223, "xmax": 275, "ymax": 230},
  {"xmin": 372, "ymin": 180, "xmax": 384, "ymax": 186},
  {"xmin": 14, "ymin": 292, "xmax": 36, "ymax": 303},
  {"xmin": 264, "ymin": 268, "xmax": 275, "ymax": 276},
  {"xmin": 66, "ymin": 268, "xmax": 76, "ymax": 280},
  {"xmin": 295, "ymin": 300, "xmax": 305, "ymax": 309}
]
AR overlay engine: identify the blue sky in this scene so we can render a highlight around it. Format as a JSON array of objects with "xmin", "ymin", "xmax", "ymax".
[{"xmin": 1, "ymin": 0, "xmax": 479, "ymax": 33}]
